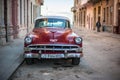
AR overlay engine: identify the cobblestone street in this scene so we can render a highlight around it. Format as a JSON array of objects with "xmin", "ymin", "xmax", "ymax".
[{"xmin": 11, "ymin": 28, "xmax": 120, "ymax": 80}]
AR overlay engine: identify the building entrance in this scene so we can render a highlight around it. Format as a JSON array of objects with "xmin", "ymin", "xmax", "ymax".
[
  {"xmin": 118, "ymin": 5, "xmax": 120, "ymax": 34},
  {"xmin": 4, "ymin": 0, "xmax": 8, "ymax": 42}
]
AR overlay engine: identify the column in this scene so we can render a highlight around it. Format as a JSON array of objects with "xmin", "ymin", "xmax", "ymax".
[
  {"xmin": 12, "ymin": 0, "xmax": 18, "ymax": 38},
  {"xmin": 113, "ymin": 0, "xmax": 118, "ymax": 26},
  {"xmin": 7, "ymin": 0, "xmax": 14, "ymax": 41},
  {"xmin": 0, "ymin": 0, "xmax": 5, "ymax": 27},
  {"xmin": 0, "ymin": 0, "xmax": 6, "ymax": 45},
  {"xmin": 78, "ymin": 9, "xmax": 80, "ymax": 27},
  {"xmin": 37, "ymin": 5, "xmax": 41, "ymax": 17}
]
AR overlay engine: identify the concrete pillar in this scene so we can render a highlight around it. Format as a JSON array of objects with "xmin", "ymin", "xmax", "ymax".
[
  {"xmin": 7, "ymin": 0, "xmax": 14, "ymax": 41},
  {"xmin": 7, "ymin": 0, "xmax": 12, "ymax": 26},
  {"xmin": 0, "ymin": 0, "xmax": 6, "ymax": 45},
  {"xmin": 37, "ymin": 6, "xmax": 41, "ymax": 16},
  {"xmin": 78, "ymin": 11, "xmax": 79, "ymax": 27},
  {"xmin": 114, "ymin": 0, "xmax": 118, "ymax": 26},
  {"xmin": 77, "ymin": 11, "xmax": 79, "ymax": 27},
  {"xmin": 75, "ymin": 11, "xmax": 78, "ymax": 27},
  {"xmin": 22, "ymin": 0, "xmax": 24, "ymax": 25},
  {"xmin": 33, "ymin": 5, "xmax": 37, "ymax": 20},
  {"xmin": 39, "ymin": 5, "xmax": 42, "ymax": 15},
  {"xmin": 0, "ymin": 0, "xmax": 5, "ymax": 27}
]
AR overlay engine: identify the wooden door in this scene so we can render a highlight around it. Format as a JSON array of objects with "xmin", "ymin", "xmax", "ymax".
[
  {"xmin": 118, "ymin": 10, "xmax": 120, "ymax": 34},
  {"xmin": 94, "ymin": 8, "xmax": 96, "ymax": 30},
  {"xmin": 12, "ymin": 0, "xmax": 18, "ymax": 38},
  {"xmin": 4, "ymin": 0, "xmax": 8, "ymax": 42}
]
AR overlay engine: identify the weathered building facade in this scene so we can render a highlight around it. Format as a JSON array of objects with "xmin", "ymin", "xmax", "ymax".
[
  {"xmin": 0, "ymin": 0, "xmax": 43, "ymax": 45},
  {"xmin": 72, "ymin": 0, "xmax": 120, "ymax": 34},
  {"xmin": 93, "ymin": 0, "xmax": 114, "ymax": 32}
]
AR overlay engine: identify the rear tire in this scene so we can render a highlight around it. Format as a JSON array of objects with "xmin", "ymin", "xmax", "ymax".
[
  {"xmin": 72, "ymin": 58, "xmax": 80, "ymax": 65},
  {"xmin": 25, "ymin": 58, "xmax": 34, "ymax": 65}
]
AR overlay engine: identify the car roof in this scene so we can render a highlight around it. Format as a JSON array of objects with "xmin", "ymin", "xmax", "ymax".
[{"xmin": 35, "ymin": 16, "xmax": 70, "ymax": 21}]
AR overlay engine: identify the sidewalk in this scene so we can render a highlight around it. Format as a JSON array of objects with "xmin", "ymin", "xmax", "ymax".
[
  {"xmin": 73, "ymin": 27, "xmax": 120, "ymax": 40},
  {"xmin": 0, "ymin": 38, "xmax": 24, "ymax": 80}
]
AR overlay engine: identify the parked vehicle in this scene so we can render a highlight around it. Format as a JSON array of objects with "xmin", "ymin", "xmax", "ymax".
[{"xmin": 24, "ymin": 16, "xmax": 83, "ymax": 65}]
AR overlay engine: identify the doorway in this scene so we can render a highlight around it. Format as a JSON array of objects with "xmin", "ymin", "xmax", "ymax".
[
  {"xmin": 118, "ymin": 10, "xmax": 120, "ymax": 34},
  {"xmin": 4, "ymin": 0, "xmax": 8, "ymax": 42},
  {"xmin": 94, "ymin": 8, "xmax": 96, "ymax": 30}
]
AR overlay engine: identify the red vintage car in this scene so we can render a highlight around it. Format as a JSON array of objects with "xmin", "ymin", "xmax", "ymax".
[{"xmin": 24, "ymin": 16, "xmax": 83, "ymax": 65}]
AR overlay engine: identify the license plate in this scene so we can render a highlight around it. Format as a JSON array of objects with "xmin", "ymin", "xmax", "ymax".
[{"xmin": 41, "ymin": 54, "xmax": 64, "ymax": 58}]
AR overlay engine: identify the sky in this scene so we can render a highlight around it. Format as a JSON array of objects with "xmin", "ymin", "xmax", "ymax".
[{"xmin": 41, "ymin": 0, "xmax": 74, "ymax": 22}]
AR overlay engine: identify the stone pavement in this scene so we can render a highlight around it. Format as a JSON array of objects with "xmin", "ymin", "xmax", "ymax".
[{"xmin": 0, "ymin": 38, "xmax": 24, "ymax": 80}]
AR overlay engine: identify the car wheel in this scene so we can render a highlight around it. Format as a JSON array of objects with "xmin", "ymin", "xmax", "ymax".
[
  {"xmin": 72, "ymin": 58, "xmax": 80, "ymax": 65},
  {"xmin": 25, "ymin": 58, "xmax": 34, "ymax": 65}
]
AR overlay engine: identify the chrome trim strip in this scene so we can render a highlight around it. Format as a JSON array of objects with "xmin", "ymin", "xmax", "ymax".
[
  {"xmin": 27, "ymin": 44, "xmax": 80, "ymax": 47},
  {"xmin": 28, "ymin": 48, "xmax": 81, "ymax": 51}
]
